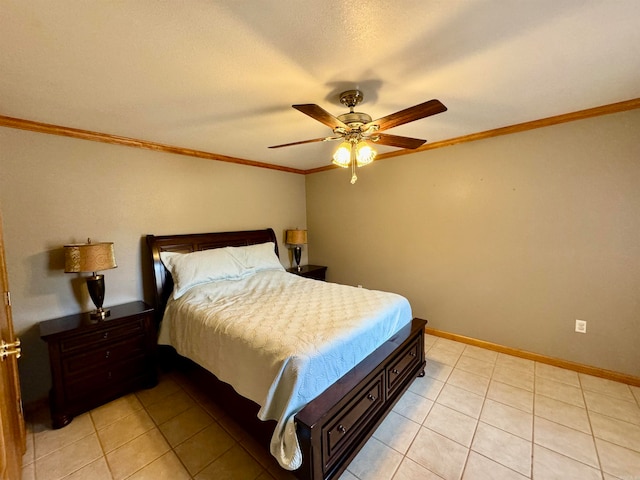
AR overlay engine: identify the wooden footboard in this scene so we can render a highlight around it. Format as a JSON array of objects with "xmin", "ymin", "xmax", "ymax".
[{"xmin": 295, "ymin": 317, "xmax": 426, "ymax": 480}]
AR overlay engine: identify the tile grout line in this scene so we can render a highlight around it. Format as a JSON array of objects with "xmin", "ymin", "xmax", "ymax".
[
  {"xmin": 162, "ymin": 375, "xmax": 274, "ymax": 479},
  {"xmin": 457, "ymin": 343, "xmax": 496, "ymax": 479},
  {"xmin": 533, "ymin": 360, "xmax": 617, "ymax": 478},
  {"xmin": 94, "ymin": 403, "xmax": 157, "ymax": 480},
  {"xmin": 464, "ymin": 350, "xmax": 539, "ymax": 479},
  {"xmin": 34, "ymin": 424, "xmax": 101, "ymax": 480},
  {"xmin": 93, "ymin": 402, "xmax": 155, "ymax": 480},
  {"xmin": 410, "ymin": 338, "xmax": 452, "ymax": 480},
  {"xmin": 139, "ymin": 382, "xmax": 221, "ymax": 479},
  {"xmin": 374, "ymin": 337, "xmax": 444, "ymax": 479},
  {"xmin": 579, "ymin": 372, "xmax": 608, "ymax": 480},
  {"xmin": 423, "ymin": 340, "xmax": 534, "ymax": 479},
  {"xmin": 89, "ymin": 409, "xmax": 116, "ymax": 480},
  {"xmin": 532, "ymin": 360, "xmax": 539, "ymax": 479},
  {"xmin": 534, "ymin": 360, "xmax": 636, "ymax": 478},
  {"xmin": 354, "ymin": 339, "xmax": 429, "ymax": 479},
  {"xmin": 133, "ymin": 390, "xmax": 191, "ymax": 479}
]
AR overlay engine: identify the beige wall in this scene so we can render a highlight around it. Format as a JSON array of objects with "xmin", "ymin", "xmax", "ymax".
[
  {"xmin": 3, "ymin": 108, "xmax": 638, "ymax": 404},
  {"xmin": 0, "ymin": 128, "xmax": 307, "ymax": 403},
  {"xmin": 306, "ymin": 109, "xmax": 640, "ymax": 378}
]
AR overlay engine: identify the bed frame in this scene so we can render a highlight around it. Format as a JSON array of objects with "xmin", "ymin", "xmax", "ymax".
[{"xmin": 145, "ymin": 228, "xmax": 427, "ymax": 480}]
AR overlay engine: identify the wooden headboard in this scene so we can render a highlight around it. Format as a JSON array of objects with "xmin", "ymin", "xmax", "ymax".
[{"xmin": 145, "ymin": 228, "xmax": 279, "ymax": 319}]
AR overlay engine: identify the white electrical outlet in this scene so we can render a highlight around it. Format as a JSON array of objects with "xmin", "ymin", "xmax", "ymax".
[{"xmin": 575, "ymin": 319, "xmax": 587, "ymax": 333}]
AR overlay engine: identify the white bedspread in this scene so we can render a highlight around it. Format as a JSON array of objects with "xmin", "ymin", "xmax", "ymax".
[{"xmin": 158, "ymin": 270, "xmax": 412, "ymax": 470}]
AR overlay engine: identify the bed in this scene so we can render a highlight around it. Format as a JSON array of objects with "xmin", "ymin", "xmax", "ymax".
[{"xmin": 145, "ymin": 228, "xmax": 427, "ymax": 480}]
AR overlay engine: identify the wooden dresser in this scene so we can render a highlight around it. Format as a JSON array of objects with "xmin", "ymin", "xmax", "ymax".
[{"xmin": 40, "ymin": 301, "xmax": 157, "ymax": 428}]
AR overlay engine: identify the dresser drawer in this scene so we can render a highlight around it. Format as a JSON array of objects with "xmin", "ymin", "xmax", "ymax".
[
  {"xmin": 322, "ymin": 372, "xmax": 384, "ymax": 472},
  {"xmin": 304, "ymin": 268, "xmax": 327, "ymax": 281},
  {"xmin": 59, "ymin": 319, "xmax": 145, "ymax": 353},
  {"xmin": 64, "ymin": 355, "xmax": 150, "ymax": 402},
  {"xmin": 62, "ymin": 335, "xmax": 147, "ymax": 378},
  {"xmin": 387, "ymin": 337, "xmax": 421, "ymax": 395},
  {"xmin": 65, "ymin": 373, "xmax": 151, "ymax": 413}
]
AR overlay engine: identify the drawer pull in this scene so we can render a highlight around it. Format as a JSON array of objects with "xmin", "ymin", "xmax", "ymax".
[
  {"xmin": 392, "ymin": 369, "xmax": 400, "ymax": 375},
  {"xmin": 103, "ymin": 332, "xmax": 109, "ymax": 339},
  {"xmin": 367, "ymin": 394, "xmax": 376, "ymax": 401},
  {"xmin": 337, "ymin": 425, "xmax": 347, "ymax": 434},
  {"xmin": 105, "ymin": 350, "xmax": 110, "ymax": 359},
  {"xmin": 107, "ymin": 371, "xmax": 112, "ymax": 379},
  {"xmin": 409, "ymin": 351, "xmax": 416, "ymax": 357}
]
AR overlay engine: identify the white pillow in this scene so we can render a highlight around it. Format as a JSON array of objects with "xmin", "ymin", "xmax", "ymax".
[
  {"xmin": 227, "ymin": 242, "xmax": 284, "ymax": 273},
  {"xmin": 160, "ymin": 248, "xmax": 245, "ymax": 299}
]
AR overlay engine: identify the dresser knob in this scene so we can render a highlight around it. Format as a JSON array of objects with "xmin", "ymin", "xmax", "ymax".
[
  {"xmin": 392, "ymin": 369, "xmax": 400, "ymax": 375},
  {"xmin": 409, "ymin": 351, "xmax": 416, "ymax": 357},
  {"xmin": 105, "ymin": 350, "xmax": 110, "ymax": 359},
  {"xmin": 103, "ymin": 332, "xmax": 109, "ymax": 339},
  {"xmin": 367, "ymin": 394, "xmax": 376, "ymax": 401},
  {"xmin": 337, "ymin": 425, "xmax": 346, "ymax": 434},
  {"xmin": 107, "ymin": 371, "xmax": 112, "ymax": 379}
]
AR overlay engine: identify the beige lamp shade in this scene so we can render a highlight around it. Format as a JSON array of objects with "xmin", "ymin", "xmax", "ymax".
[
  {"xmin": 64, "ymin": 242, "xmax": 117, "ymax": 273},
  {"xmin": 285, "ymin": 229, "xmax": 307, "ymax": 245}
]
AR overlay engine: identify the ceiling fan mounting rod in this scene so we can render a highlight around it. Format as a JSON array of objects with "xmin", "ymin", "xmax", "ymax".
[
  {"xmin": 336, "ymin": 90, "xmax": 375, "ymax": 134},
  {"xmin": 339, "ymin": 89, "xmax": 364, "ymax": 111}
]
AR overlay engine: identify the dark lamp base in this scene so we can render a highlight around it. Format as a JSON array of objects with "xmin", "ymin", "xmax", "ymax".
[
  {"xmin": 90, "ymin": 308, "xmax": 111, "ymax": 320},
  {"xmin": 293, "ymin": 246, "xmax": 302, "ymax": 272},
  {"xmin": 86, "ymin": 274, "xmax": 110, "ymax": 320}
]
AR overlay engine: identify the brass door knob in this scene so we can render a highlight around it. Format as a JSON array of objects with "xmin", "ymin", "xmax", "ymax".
[{"xmin": 0, "ymin": 338, "xmax": 21, "ymax": 360}]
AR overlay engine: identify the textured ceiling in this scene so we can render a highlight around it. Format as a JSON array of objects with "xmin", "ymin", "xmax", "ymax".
[{"xmin": 2, "ymin": 0, "xmax": 639, "ymax": 171}]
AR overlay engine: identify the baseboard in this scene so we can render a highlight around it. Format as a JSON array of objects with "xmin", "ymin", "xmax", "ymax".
[{"xmin": 425, "ymin": 327, "xmax": 640, "ymax": 388}]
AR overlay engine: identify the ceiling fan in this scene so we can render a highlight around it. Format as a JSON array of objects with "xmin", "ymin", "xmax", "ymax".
[{"xmin": 269, "ymin": 90, "xmax": 447, "ymax": 183}]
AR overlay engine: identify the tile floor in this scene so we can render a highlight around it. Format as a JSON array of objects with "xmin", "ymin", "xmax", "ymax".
[{"xmin": 21, "ymin": 334, "xmax": 640, "ymax": 480}]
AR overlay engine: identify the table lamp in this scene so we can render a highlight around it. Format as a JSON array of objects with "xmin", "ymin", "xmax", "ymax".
[
  {"xmin": 285, "ymin": 229, "xmax": 307, "ymax": 271},
  {"xmin": 64, "ymin": 239, "xmax": 117, "ymax": 320}
]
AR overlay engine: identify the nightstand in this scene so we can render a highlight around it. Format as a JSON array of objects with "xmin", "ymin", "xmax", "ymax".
[
  {"xmin": 287, "ymin": 264, "xmax": 327, "ymax": 281},
  {"xmin": 40, "ymin": 301, "xmax": 158, "ymax": 428}
]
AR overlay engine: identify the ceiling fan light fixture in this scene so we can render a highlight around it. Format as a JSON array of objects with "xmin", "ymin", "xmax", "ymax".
[
  {"xmin": 332, "ymin": 141, "xmax": 352, "ymax": 168},
  {"xmin": 270, "ymin": 90, "xmax": 446, "ymax": 184},
  {"xmin": 355, "ymin": 140, "xmax": 376, "ymax": 167}
]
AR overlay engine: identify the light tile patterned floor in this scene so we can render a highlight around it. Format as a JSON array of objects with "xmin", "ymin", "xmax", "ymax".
[{"xmin": 21, "ymin": 334, "xmax": 640, "ymax": 479}]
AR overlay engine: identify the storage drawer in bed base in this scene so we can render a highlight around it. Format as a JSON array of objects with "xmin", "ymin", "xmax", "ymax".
[
  {"xmin": 322, "ymin": 371, "xmax": 384, "ymax": 472},
  {"xmin": 295, "ymin": 317, "xmax": 427, "ymax": 480}
]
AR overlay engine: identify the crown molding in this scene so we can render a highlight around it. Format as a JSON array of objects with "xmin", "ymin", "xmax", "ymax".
[
  {"xmin": 306, "ymin": 97, "xmax": 640, "ymax": 174},
  {"xmin": 0, "ymin": 115, "xmax": 306, "ymax": 175},
  {"xmin": 2, "ymin": 97, "xmax": 638, "ymax": 176}
]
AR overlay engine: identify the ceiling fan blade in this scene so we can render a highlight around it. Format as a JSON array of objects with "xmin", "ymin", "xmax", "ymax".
[
  {"xmin": 293, "ymin": 104, "xmax": 349, "ymax": 130},
  {"xmin": 365, "ymin": 99, "xmax": 447, "ymax": 132},
  {"xmin": 372, "ymin": 133, "xmax": 426, "ymax": 149},
  {"xmin": 268, "ymin": 136, "xmax": 342, "ymax": 149}
]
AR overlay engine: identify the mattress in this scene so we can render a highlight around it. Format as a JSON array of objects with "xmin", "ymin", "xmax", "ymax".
[{"xmin": 158, "ymin": 269, "xmax": 412, "ymax": 470}]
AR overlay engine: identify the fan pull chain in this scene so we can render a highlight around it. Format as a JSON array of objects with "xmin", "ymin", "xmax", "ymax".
[{"xmin": 350, "ymin": 145, "xmax": 358, "ymax": 184}]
